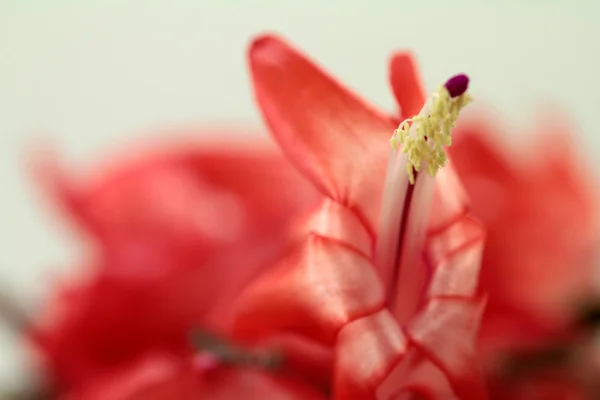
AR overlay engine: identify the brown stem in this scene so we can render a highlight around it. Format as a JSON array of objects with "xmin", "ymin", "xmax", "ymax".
[{"xmin": 0, "ymin": 290, "xmax": 29, "ymax": 332}]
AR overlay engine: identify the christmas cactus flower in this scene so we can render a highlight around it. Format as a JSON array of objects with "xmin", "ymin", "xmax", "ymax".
[
  {"xmin": 233, "ymin": 35, "xmax": 487, "ymax": 400},
  {"xmin": 23, "ymin": 33, "xmax": 502, "ymax": 400}
]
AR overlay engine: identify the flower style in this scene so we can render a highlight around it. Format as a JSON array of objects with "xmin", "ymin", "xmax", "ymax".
[{"xmin": 232, "ymin": 35, "xmax": 487, "ymax": 399}]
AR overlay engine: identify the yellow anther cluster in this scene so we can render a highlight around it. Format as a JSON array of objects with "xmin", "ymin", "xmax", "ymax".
[{"xmin": 390, "ymin": 87, "xmax": 472, "ymax": 184}]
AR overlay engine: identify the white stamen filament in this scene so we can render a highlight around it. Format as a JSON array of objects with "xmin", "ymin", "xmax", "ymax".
[{"xmin": 376, "ymin": 83, "xmax": 472, "ymax": 322}]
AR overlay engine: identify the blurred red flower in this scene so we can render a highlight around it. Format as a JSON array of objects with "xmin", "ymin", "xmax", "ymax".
[
  {"xmin": 446, "ymin": 116, "xmax": 600, "ymax": 399},
  {"xmin": 447, "ymin": 117, "xmax": 599, "ymax": 332},
  {"xmin": 28, "ymin": 135, "xmax": 325, "ymax": 398}
]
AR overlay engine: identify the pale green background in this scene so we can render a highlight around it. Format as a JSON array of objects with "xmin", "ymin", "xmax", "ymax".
[{"xmin": 0, "ymin": 0, "xmax": 599, "ymax": 392}]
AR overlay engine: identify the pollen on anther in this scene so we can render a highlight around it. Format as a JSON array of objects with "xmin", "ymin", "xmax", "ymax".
[{"xmin": 390, "ymin": 73, "xmax": 472, "ymax": 184}]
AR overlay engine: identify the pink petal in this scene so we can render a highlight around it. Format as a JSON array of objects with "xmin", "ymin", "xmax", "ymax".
[
  {"xmin": 334, "ymin": 309, "xmax": 406, "ymax": 399},
  {"xmin": 300, "ymin": 198, "xmax": 373, "ymax": 259},
  {"xmin": 426, "ymin": 216, "xmax": 485, "ymax": 298},
  {"xmin": 248, "ymin": 34, "xmax": 396, "ymax": 235},
  {"xmin": 407, "ymin": 296, "xmax": 488, "ymax": 400},
  {"xmin": 234, "ymin": 233, "xmax": 384, "ymax": 344},
  {"xmin": 379, "ymin": 348, "xmax": 459, "ymax": 400},
  {"xmin": 449, "ymin": 122, "xmax": 517, "ymax": 191}
]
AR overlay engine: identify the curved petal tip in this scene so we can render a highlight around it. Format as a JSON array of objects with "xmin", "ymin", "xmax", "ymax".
[
  {"xmin": 389, "ymin": 52, "xmax": 427, "ymax": 118},
  {"xmin": 248, "ymin": 34, "xmax": 289, "ymax": 63}
]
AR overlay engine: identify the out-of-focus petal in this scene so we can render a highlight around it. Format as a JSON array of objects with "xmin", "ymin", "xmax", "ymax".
[
  {"xmin": 450, "ymin": 122, "xmax": 517, "ymax": 202},
  {"xmin": 32, "ymin": 137, "xmax": 319, "ymax": 249},
  {"xmin": 451, "ymin": 120, "xmax": 599, "ymax": 319},
  {"xmin": 65, "ymin": 354, "xmax": 328, "ymax": 400},
  {"xmin": 249, "ymin": 34, "xmax": 396, "ymax": 235},
  {"xmin": 31, "ymin": 269, "xmax": 200, "ymax": 390},
  {"xmin": 234, "ymin": 233, "xmax": 384, "ymax": 344},
  {"xmin": 388, "ymin": 52, "xmax": 427, "ymax": 118},
  {"xmin": 63, "ymin": 355, "xmax": 200, "ymax": 400},
  {"xmin": 196, "ymin": 369, "xmax": 329, "ymax": 400},
  {"xmin": 259, "ymin": 333, "xmax": 333, "ymax": 393}
]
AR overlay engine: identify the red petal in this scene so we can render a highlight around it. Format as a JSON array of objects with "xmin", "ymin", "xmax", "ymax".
[
  {"xmin": 249, "ymin": 34, "xmax": 396, "ymax": 235},
  {"xmin": 334, "ymin": 309, "xmax": 406, "ymax": 399},
  {"xmin": 32, "ymin": 137, "xmax": 319, "ymax": 249},
  {"xmin": 428, "ymin": 165, "xmax": 471, "ymax": 234},
  {"xmin": 407, "ymin": 296, "xmax": 488, "ymax": 400},
  {"xmin": 234, "ymin": 233, "xmax": 384, "ymax": 344},
  {"xmin": 300, "ymin": 198, "xmax": 373, "ymax": 259},
  {"xmin": 63, "ymin": 354, "xmax": 201, "ymax": 400},
  {"xmin": 197, "ymin": 369, "xmax": 328, "ymax": 400},
  {"xmin": 449, "ymin": 121, "xmax": 517, "ymax": 191},
  {"xmin": 388, "ymin": 52, "xmax": 427, "ymax": 118},
  {"xmin": 335, "ymin": 309, "xmax": 479, "ymax": 399},
  {"xmin": 260, "ymin": 333, "xmax": 333, "ymax": 393},
  {"xmin": 426, "ymin": 216, "xmax": 485, "ymax": 298},
  {"xmin": 378, "ymin": 348, "xmax": 459, "ymax": 400},
  {"xmin": 64, "ymin": 355, "xmax": 327, "ymax": 400}
]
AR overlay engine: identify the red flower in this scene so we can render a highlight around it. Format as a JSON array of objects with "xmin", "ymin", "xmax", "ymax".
[
  {"xmin": 29, "ymin": 33, "xmax": 490, "ymax": 399},
  {"xmin": 233, "ymin": 35, "xmax": 487, "ymax": 399},
  {"xmin": 28, "ymin": 134, "xmax": 324, "ymax": 397},
  {"xmin": 444, "ymin": 115, "xmax": 600, "ymax": 398},
  {"xmin": 447, "ymin": 116, "xmax": 599, "ymax": 330}
]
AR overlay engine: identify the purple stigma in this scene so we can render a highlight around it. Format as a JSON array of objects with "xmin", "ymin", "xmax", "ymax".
[{"xmin": 444, "ymin": 74, "xmax": 469, "ymax": 98}]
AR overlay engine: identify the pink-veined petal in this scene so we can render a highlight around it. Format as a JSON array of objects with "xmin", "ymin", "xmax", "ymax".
[
  {"xmin": 301, "ymin": 198, "xmax": 373, "ymax": 259},
  {"xmin": 334, "ymin": 309, "xmax": 406, "ymax": 399},
  {"xmin": 234, "ymin": 233, "xmax": 384, "ymax": 345},
  {"xmin": 426, "ymin": 216, "xmax": 485, "ymax": 298},
  {"xmin": 407, "ymin": 296, "xmax": 488, "ymax": 400},
  {"xmin": 378, "ymin": 347, "xmax": 460, "ymax": 400}
]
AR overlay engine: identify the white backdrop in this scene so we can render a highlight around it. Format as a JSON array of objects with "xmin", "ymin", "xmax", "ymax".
[{"xmin": 0, "ymin": 0, "xmax": 599, "ymax": 392}]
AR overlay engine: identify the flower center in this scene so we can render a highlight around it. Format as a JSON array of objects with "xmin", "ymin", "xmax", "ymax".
[{"xmin": 389, "ymin": 74, "xmax": 472, "ymax": 184}]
